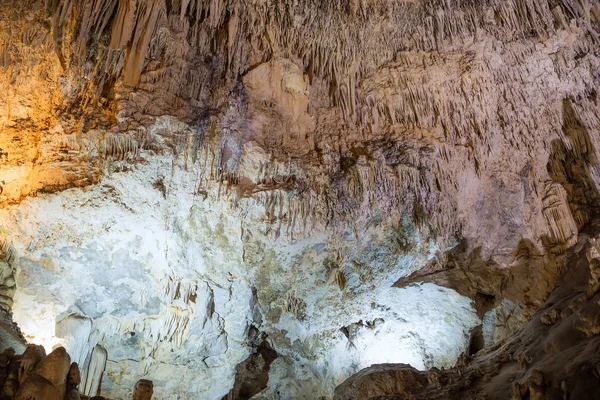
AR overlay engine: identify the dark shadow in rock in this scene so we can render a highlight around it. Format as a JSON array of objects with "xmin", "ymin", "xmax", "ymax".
[
  {"xmin": 546, "ymin": 99, "xmax": 600, "ymax": 239},
  {"xmin": 467, "ymin": 325, "xmax": 485, "ymax": 356},
  {"xmin": 394, "ymin": 237, "xmax": 566, "ymax": 312},
  {"xmin": 393, "ymin": 241, "xmax": 507, "ymax": 302},
  {"xmin": 474, "ymin": 292, "xmax": 496, "ymax": 319},
  {"xmin": 222, "ymin": 327, "xmax": 278, "ymax": 400}
]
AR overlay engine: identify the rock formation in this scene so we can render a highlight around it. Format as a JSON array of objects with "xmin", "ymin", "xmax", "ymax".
[
  {"xmin": 0, "ymin": 344, "xmax": 153, "ymax": 400},
  {"xmin": 132, "ymin": 379, "xmax": 153, "ymax": 400},
  {"xmin": 0, "ymin": 0, "xmax": 600, "ymax": 398},
  {"xmin": 334, "ymin": 224, "xmax": 600, "ymax": 399},
  {"xmin": 15, "ymin": 346, "xmax": 71, "ymax": 400}
]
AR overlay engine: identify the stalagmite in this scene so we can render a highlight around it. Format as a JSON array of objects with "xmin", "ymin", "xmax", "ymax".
[
  {"xmin": 65, "ymin": 362, "xmax": 82, "ymax": 400},
  {"xmin": 133, "ymin": 379, "xmax": 154, "ymax": 400},
  {"xmin": 18, "ymin": 344, "xmax": 45, "ymax": 384},
  {"xmin": 15, "ymin": 347, "xmax": 71, "ymax": 400}
]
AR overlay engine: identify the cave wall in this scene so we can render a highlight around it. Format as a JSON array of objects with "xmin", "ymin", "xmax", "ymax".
[
  {"xmin": 0, "ymin": 135, "xmax": 481, "ymax": 398},
  {"xmin": 1, "ymin": 0, "xmax": 600, "ymax": 398},
  {"xmin": 334, "ymin": 223, "xmax": 600, "ymax": 400},
  {"xmin": 2, "ymin": 0, "xmax": 600, "ymax": 255}
]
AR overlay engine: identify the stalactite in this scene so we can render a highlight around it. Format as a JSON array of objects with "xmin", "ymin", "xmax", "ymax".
[
  {"xmin": 50, "ymin": 0, "xmax": 75, "ymax": 70},
  {"xmin": 327, "ymin": 267, "xmax": 347, "ymax": 291},
  {"xmin": 165, "ymin": 276, "xmax": 198, "ymax": 306},
  {"xmin": 282, "ymin": 291, "xmax": 306, "ymax": 321},
  {"xmin": 542, "ymin": 181, "xmax": 578, "ymax": 246},
  {"xmin": 31, "ymin": 0, "xmax": 600, "ymax": 119},
  {"xmin": 7, "ymin": 1, "xmax": 600, "ymax": 399},
  {"xmin": 144, "ymin": 306, "xmax": 191, "ymax": 351},
  {"xmin": 81, "ymin": 345, "xmax": 107, "ymax": 397},
  {"xmin": 109, "ymin": 0, "xmax": 136, "ymax": 50},
  {"xmin": 55, "ymin": 315, "xmax": 95, "ymax": 371},
  {"xmin": 0, "ymin": 239, "xmax": 16, "ymax": 315},
  {"xmin": 104, "ymin": 133, "xmax": 141, "ymax": 161},
  {"xmin": 123, "ymin": 0, "xmax": 165, "ymax": 87}
]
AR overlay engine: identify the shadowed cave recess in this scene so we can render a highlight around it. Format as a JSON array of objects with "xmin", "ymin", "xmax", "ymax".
[{"xmin": 1, "ymin": 0, "xmax": 600, "ymax": 399}]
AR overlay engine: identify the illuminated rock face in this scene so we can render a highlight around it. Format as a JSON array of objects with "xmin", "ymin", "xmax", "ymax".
[
  {"xmin": 2, "ymin": 156, "xmax": 255, "ymax": 399},
  {"xmin": 1, "ymin": 0, "xmax": 600, "ymax": 399},
  {"xmin": 334, "ymin": 227, "xmax": 600, "ymax": 400},
  {"xmin": 0, "ymin": 153, "xmax": 479, "ymax": 399}
]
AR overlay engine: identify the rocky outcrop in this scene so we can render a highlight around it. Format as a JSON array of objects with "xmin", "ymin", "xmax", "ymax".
[
  {"xmin": 334, "ymin": 224, "xmax": 600, "ymax": 400},
  {"xmin": 0, "ymin": 341, "xmax": 153, "ymax": 400},
  {"xmin": 0, "ymin": 240, "xmax": 25, "ymax": 356},
  {"xmin": 334, "ymin": 364, "xmax": 428, "ymax": 400},
  {"xmin": 0, "ymin": 344, "xmax": 75, "ymax": 400},
  {"xmin": 15, "ymin": 346, "xmax": 71, "ymax": 400},
  {"xmin": 222, "ymin": 329, "xmax": 278, "ymax": 400}
]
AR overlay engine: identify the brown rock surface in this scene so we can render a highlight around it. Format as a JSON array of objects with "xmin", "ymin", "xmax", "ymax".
[
  {"xmin": 0, "ymin": 0, "xmax": 598, "ymax": 269},
  {"xmin": 15, "ymin": 346, "xmax": 71, "ymax": 400},
  {"xmin": 334, "ymin": 364, "xmax": 428, "ymax": 400},
  {"xmin": 132, "ymin": 379, "xmax": 153, "ymax": 400},
  {"xmin": 0, "ymin": 343, "xmax": 150, "ymax": 400}
]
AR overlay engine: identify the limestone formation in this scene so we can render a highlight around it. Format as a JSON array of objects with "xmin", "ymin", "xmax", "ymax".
[
  {"xmin": 542, "ymin": 181, "xmax": 579, "ymax": 249},
  {"xmin": 334, "ymin": 227, "xmax": 600, "ymax": 399},
  {"xmin": 18, "ymin": 344, "xmax": 45, "ymax": 384},
  {"xmin": 0, "ymin": 239, "xmax": 25, "ymax": 355},
  {"xmin": 65, "ymin": 362, "xmax": 82, "ymax": 400},
  {"xmin": 0, "ymin": 240, "xmax": 16, "ymax": 316},
  {"xmin": 14, "ymin": 347, "xmax": 71, "ymax": 400},
  {"xmin": 1, "ymin": 0, "xmax": 600, "ymax": 398},
  {"xmin": 81, "ymin": 345, "xmax": 107, "ymax": 397},
  {"xmin": 0, "ymin": 344, "xmax": 152, "ymax": 400},
  {"xmin": 334, "ymin": 363, "xmax": 428, "ymax": 400}
]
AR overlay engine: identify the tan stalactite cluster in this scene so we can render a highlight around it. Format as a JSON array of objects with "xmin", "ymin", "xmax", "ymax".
[
  {"xmin": 542, "ymin": 181, "xmax": 578, "ymax": 247},
  {"xmin": 104, "ymin": 132, "xmax": 141, "ymax": 161}
]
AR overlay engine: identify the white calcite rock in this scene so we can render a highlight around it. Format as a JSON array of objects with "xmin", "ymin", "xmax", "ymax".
[
  {"xmin": 1, "ymin": 155, "xmax": 255, "ymax": 399},
  {"xmin": 0, "ymin": 151, "xmax": 479, "ymax": 399}
]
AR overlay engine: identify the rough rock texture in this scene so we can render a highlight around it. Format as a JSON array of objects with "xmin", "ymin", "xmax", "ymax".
[
  {"xmin": 133, "ymin": 379, "xmax": 154, "ymax": 400},
  {"xmin": 222, "ymin": 329, "xmax": 278, "ymax": 400},
  {"xmin": 0, "ymin": 345, "xmax": 73, "ymax": 400},
  {"xmin": 334, "ymin": 224, "xmax": 600, "ymax": 399},
  {"xmin": 0, "ymin": 151, "xmax": 481, "ymax": 398},
  {"xmin": 0, "ymin": 344, "xmax": 152, "ymax": 400},
  {"xmin": 0, "ymin": 241, "xmax": 25, "ymax": 355},
  {"xmin": 334, "ymin": 363, "xmax": 428, "ymax": 400},
  {"xmin": 1, "ymin": 0, "xmax": 600, "ymax": 398}
]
